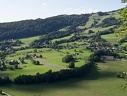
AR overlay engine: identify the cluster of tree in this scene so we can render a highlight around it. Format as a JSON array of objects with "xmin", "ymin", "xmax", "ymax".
[
  {"xmin": 0, "ymin": 52, "xmax": 6, "ymax": 60},
  {"xmin": 88, "ymin": 30, "xmax": 95, "ymax": 34},
  {"xmin": 116, "ymin": 72, "xmax": 127, "ymax": 78},
  {"xmin": 0, "ymin": 76, "xmax": 11, "ymax": 85},
  {"xmin": 31, "ymin": 31, "xmax": 89, "ymax": 48},
  {"xmin": 97, "ymin": 28, "xmax": 115, "ymax": 35},
  {"xmin": 0, "ymin": 61, "xmax": 6, "ymax": 71},
  {"xmin": 97, "ymin": 12, "xmax": 109, "ymax": 16},
  {"xmin": 62, "ymin": 55, "xmax": 74, "ymax": 63},
  {"xmin": 0, "ymin": 60, "xmax": 20, "ymax": 71},
  {"xmin": 0, "ymin": 14, "xmax": 90, "ymax": 41},
  {"xmin": 30, "ymin": 27, "xmax": 84, "ymax": 48},
  {"xmin": 23, "ymin": 54, "xmax": 42, "ymax": 65},
  {"xmin": 122, "ymin": 0, "xmax": 127, "ymax": 3},
  {"xmin": 9, "ymin": 60, "xmax": 19, "ymax": 65},
  {"xmin": 62, "ymin": 51, "xmax": 84, "ymax": 68},
  {"xmin": 89, "ymin": 34, "xmax": 106, "ymax": 42},
  {"xmin": 98, "ymin": 17, "xmax": 121, "ymax": 27},
  {"xmin": 88, "ymin": 49, "xmax": 120, "ymax": 62},
  {"xmin": 14, "ymin": 60, "xmax": 94, "ymax": 84},
  {"xmin": 115, "ymin": 1, "xmax": 127, "ymax": 41},
  {"xmin": 0, "ymin": 10, "xmax": 121, "ymax": 42},
  {"xmin": 0, "ymin": 39, "xmax": 22, "ymax": 51},
  {"xmin": 68, "ymin": 62, "xmax": 75, "ymax": 68},
  {"xmin": 32, "ymin": 60, "xmax": 40, "ymax": 65},
  {"xmin": 56, "ymin": 35, "xmax": 88, "ymax": 44},
  {"xmin": 30, "ymin": 30, "xmax": 73, "ymax": 48},
  {"xmin": 117, "ymin": 36, "xmax": 127, "ymax": 43},
  {"xmin": 2, "ymin": 48, "xmax": 123, "ymax": 85}
]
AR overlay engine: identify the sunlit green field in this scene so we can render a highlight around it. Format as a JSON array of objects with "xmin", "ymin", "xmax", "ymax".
[
  {"xmin": 0, "ymin": 60, "xmax": 49, "ymax": 80},
  {"xmin": 101, "ymin": 33, "xmax": 118, "ymax": 44},
  {"xmin": 120, "ymin": 42, "xmax": 127, "ymax": 47},
  {"xmin": 1, "ymin": 60, "xmax": 127, "ymax": 96},
  {"xmin": 52, "ymin": 34, "xmax": 74, "ymax": 43},
  {"xmin": 20, "ymin": 36, "xmax": 40, "ymax": 47},
  {"xmin": 2, "ymin": 46, "xmax": 91, "ymax": 80}
]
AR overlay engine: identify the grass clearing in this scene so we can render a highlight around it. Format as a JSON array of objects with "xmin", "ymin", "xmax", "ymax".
[
  {"xmin": 52, "ymin": 34, "xmax": 74, "ymax": 43},
  {"xmin": 20, "ymin": 36, "xmax": 40, "ymax": 46},
  {"xmin": 101, "ymin": 33, "xmax": 118, "ymax": 44},
  {"xmin": 120, "ymin": 42, "xmax": 127, "ymax": 47},
  {"xmin": 59, "ymin": 41, "xmax": 86, "ymax": 46}
]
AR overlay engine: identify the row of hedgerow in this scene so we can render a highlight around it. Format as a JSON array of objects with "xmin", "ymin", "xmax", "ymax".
[
  {"xmin": 0, "ymin": 50, "xmax": 119, "ymax": 85},
  {"xmin": 14, "ymin": 60, "xmax": 95, "ymax": 84},
  {"xmin": 1, "ymin": 50, "xmax": 103, "ymax": 85}
]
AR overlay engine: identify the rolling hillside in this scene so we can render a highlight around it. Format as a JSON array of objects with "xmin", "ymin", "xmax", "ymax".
[{"xmin": 0, "ymin": 9, "xmax": 121, "ymax": 41}]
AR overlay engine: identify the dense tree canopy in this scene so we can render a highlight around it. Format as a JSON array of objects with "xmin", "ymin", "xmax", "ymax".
[
  {"xmin": 0, "ymin": 14, "xmax": 90, "ymax": 41},
  {"xmin": 122, "ymin": 0, "xmax": 127, "ymax": 3},
  {"xmin": 115, "ymin": 0, "xmax": 127, "ymax": 40}
]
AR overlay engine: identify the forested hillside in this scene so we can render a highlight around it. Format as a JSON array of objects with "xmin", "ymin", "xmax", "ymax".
[
  {"xmin": 0, "ymin": 14, "xmax": 90, "ymax": 40},
  {"xmin": 0, "ymin": 10, "xmax": 121, "ymax": 41}
]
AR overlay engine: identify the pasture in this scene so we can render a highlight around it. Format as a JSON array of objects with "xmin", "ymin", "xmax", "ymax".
[
  {"xmin": 52, "ymin": 34, "xmax": 74, "ymax": 43},
  {"xmin": 20, "ymin": 36, "xmax": 40, "ymax": 47},
  {"xmin": 101, "ymin": 33, "xmax": 118, "ymax": 44},
  {"xmin": 1, "ymin": 60, "xmax": 127, "ymax": 96},
  {"xmin": 2, "ymin": 46, "xmax": 91, "ymax": 80}
]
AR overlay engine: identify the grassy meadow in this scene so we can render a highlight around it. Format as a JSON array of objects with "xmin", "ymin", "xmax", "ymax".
[
  {"xmin": 3, "ymin": 44, "xmax": 92, "ymax": 80},
  {"xmin": 52, "ymin": 34, "xmax": 74, "ymax": 43},
  {"xmin": 101, "ymin": 33, "xmax": 118, "ymax": 44},
  {"xmin": 20, "ymin": 36, "xmax": 40, "ymax": 47},
  {"xmin": 1, "ymin": 22, "xmax": 127, "ymax": 95},
  {"xmin": 1, "ymin": 60, "xmax": 127, "ymax": 96}
]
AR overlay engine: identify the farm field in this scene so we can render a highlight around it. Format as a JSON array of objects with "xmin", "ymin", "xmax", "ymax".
[
  {"xmin": 2, "ymin": 46, "xmax": 91, "ymax": 80},
  {"xmin": 0, "ymin": 59, "xmax": 49, "ymax": 80},
  {"xmin": 20, "ymin": 36, "xmax": 40, "ymax": 47},
  {"xmin": 120, "ymin": 42, "xmax": 127, "ymax": 47},
  {"xmin": 0, "ymin": 60, "xmax": 127, "ymax": 96},
  {"xmin": 101, "ymin": 33, "xmax": 118, "ymax": 44},
  {"xmin": 52, "ymin": 34, "xmax": 74, "ymax": 43},
  {"xmin": 0, "ymin": 4, "xmax": 126, "ymax": 96}
]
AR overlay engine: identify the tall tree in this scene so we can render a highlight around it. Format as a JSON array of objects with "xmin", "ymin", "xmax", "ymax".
[
  {"xmin": 122, "ymin": 0, "xmax": 127, "ymax": 3},
  {"xmin": 115, "ymin": 1, "xmax": 127, "ymax": 41}
]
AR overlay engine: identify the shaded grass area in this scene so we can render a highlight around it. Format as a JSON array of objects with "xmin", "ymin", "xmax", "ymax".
[
  {"xmin": 1, "ymin": 60, "xmax": 127, "ymax": 96},
  {"xmin": 52, "ymin": 34, "xmax": 74, "ymax": 43},
  {"xmin": 120, "ymin": 42, "xmax": 127, "ymax": 47}
]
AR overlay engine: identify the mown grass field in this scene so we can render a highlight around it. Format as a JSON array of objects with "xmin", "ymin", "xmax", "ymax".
[
  {"xmin": 1, "ymin": 60, "xmax": 127, "ymax": 96},
  {"xmin": 0, "ymin": 60, "xmax": 49, "ymax": 80},
  {"xmin": 3, "ymin": 46, "xmax": 91, "ymax": 80}
]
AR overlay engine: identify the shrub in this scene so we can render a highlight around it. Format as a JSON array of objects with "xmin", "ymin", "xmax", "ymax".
[
  {"xmin": 62, "ymin": 55, "xmax": 74, "ymax": 63},
  {"xmin": 68, "ymin": 62, "xmax": 75, "ymax": 68}
]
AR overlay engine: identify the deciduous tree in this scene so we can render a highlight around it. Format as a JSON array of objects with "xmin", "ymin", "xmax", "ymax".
[{"xmin": 115, "ymin": 1, "xmax": 127, "ymax": 41}]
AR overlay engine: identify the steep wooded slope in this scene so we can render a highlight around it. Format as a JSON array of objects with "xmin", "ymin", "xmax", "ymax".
[{"xmin": 0, "ymin": 10, "xmax": 121, "ymax": 41}]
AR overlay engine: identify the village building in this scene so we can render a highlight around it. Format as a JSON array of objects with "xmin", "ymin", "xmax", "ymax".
[{"xmin": 100, "ymin": 56, "xmax": 115, "ymax": 60}]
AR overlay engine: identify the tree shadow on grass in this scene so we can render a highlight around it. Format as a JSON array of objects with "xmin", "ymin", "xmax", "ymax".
[
  {"xmin": 40, "ymin": 63, "xmax": 44, "ymax": 65},
  {"xmin": 1, "ymin": 62, "xmax": 119, "ymax": 94},
  {"xmin": 84, "ymin": 63, "xmax": 100, "ymax": 80}
]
